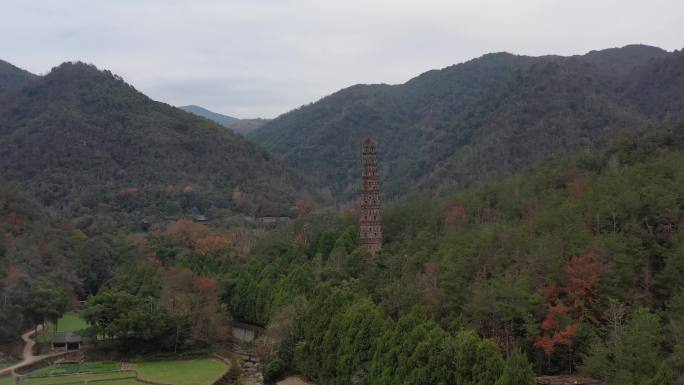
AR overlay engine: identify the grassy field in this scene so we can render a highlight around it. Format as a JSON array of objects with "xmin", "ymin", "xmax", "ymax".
[
  {"xmin": 26, "ymin": 362, "xmax": 119, "ymax": 377},
  {"xmin": 56, "ymin": 314, "xmax": 88, "ymax": 333},
  {"xmin": 19, "ymin": 358, "xmax": 227, "ymax": 385},
  {"xmin": 20, "ymin": 371, "xmax": 135, "ymax": 385},
  {"xmin": 0, "ymin": 376, "xmax": 12, "ymax": 385},
  {"xmin": 36, "ymin": 313, "xmax": 88, "ymax": 344},
  {"xmin": 93, "ymin": 380, "xmax": 147, "ymax": 385},
  {"xmin": 136, "ymin": 359, "xmax": 227, "ymax": 385}
]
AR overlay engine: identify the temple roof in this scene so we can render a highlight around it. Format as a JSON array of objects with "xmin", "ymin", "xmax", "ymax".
[{"xmin": 52, "ymin": 332, "xmax": 82, "ymax": 344}]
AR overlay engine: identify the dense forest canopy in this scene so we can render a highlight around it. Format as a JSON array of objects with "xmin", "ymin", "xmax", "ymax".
[
  {"xmin": 0, "ymin": 62, "xmax": 320, "ymax": 232},
  {"xmin": 230, "ymin": 123, "xmax": 684, "ymax": 384},
  {"xmin": 0, "ymin": 47, "xmax": 682, "ymax": 385},
  {"xmin": 250, "ymin": 45, "xmax": 684, "ymax": 202}
]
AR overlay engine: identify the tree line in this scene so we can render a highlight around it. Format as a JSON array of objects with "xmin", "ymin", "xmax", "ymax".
[{"xmin": 230, "ymin": 123, "xmax": 683, "ymax": 384}]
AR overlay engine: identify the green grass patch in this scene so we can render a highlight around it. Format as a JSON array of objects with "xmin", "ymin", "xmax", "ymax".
[
  {"xmin": 92, "ymin": 380, "xmax": 147, "ymax": 385},
  {"xmin": 56, "ymin": 314, "xmax": 88, "ymax": 333},
  {"xmin": 20, "ymin": 371, "xmax": 135, "ymax": 385},
  {"xmin": 35, "ymin": 313, "xmax": 88, "ymax": 344},
  {"xmin": 136, "ymin": 359, "xmax": 227, "ymax": 385},
  {"xmin": 0, "ymin": 375, "xmax": 13, "ymax": 385},
  {"xmin": 26, "ymin": 362, "xmax": 119, "ymax": 377}
]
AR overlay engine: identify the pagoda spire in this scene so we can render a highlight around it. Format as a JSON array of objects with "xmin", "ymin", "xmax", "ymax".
[{"xmin": 359, "ymin": 137, "xmax": 382, "ymax": 254}]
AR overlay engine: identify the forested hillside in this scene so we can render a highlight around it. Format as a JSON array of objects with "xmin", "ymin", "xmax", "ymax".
[
  {"xmin": 250, "ymin": 45, "xmax": 684, "ymax": 202},
  {"xmin": 0, "ymin": 59, "xmax": 36, "ymax": 93},
  {"xmin": 0, "ymin": 179, "xmax": 244, "ymax": 352},
  {"xmin": 2, "ymin": 47, "xmax": 682, "ymax": 385},
  {"xmin": 0, "ymin": 62, "xmax": 317, "ymax": 231},
  {"xmin": 226, "ymin": 118, "xmax": 270, "ymax": 135},
  {"xmin": 227, "ymin": 123, "xmax": 683, "ymax": 384},
  {"xmin": 0, "ymin": 181, "xmax": 138, "ymax": 342}
]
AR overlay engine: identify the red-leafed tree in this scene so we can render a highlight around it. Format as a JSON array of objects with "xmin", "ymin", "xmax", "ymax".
[
  {"xmin": 562, "ymin": 250, "xmax": 603, "ymax": 311},
  {"xmin": 534, "ymin": 250, "xmax": 603, "ymax": 368}
]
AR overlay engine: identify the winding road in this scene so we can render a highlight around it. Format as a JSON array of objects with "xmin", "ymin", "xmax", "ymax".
[{"xmin": 0, "ymin": 326, "xmax": 59, "ymax": 377}]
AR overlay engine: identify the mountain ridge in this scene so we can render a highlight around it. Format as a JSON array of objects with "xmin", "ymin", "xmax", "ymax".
[
  {"xmin": 0, "ymin": 58, "xmax": 37, "ymax": 93},
  {"xmin": 0, "ymin": 61, "xmax": 316, "ymax": 229},
  {"xmin": 249, "ymin": 44, "xmax": 684, "ymax": 202}
]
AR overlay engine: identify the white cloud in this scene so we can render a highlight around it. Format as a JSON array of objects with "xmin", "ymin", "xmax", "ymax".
[{"xmin": 1, "ymin": 0, "xmax": 683, "ymax": 118}]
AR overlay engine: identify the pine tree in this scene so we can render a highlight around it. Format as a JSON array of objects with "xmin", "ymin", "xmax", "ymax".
[
  {"xmin": 644, "ymin": 363, "xmax": 673, "ymax": 385},
  {"xmin": 495, "ymin": 351, "xmax": 535, "ymax": 385}
]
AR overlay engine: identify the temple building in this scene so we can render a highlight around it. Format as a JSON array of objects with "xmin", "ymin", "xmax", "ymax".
[{"xmin": 359, "ymin": 137, "xmax": 382, "ymax": 254}]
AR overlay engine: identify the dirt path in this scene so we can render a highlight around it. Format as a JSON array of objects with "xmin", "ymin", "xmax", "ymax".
[{"xmin": 0, "ymin": 326, "xmax": 60, "ymax": 376}]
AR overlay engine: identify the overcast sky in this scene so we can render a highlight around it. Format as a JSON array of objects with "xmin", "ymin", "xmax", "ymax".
[{"xmin": 2, "ymin": 0, "xmax": 683, "ymax": 118}]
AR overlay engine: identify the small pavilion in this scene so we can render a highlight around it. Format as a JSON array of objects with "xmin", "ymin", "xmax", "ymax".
[{"xmin": 52, "ymin": 332, "xmax": 82, "ymax": 351}]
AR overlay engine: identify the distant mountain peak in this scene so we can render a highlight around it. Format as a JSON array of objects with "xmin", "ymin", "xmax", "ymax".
[
  {"xmin": 179, "ymin": 105, "xmax": 239, "ymax": 126},
  {"xmin": 579, "ymin": 44, "xmax": 669, "ymax": 75},
  {"xmin": 585, "ymin": 44, "xmax": 668, "ymax": 56}
]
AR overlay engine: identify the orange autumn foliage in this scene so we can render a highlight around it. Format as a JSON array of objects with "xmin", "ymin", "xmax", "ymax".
[
  {"xmin": 541, "ymin": 314, "xmax": 560, "ymax": 331},
  {"xmin": 562, "ymin": 250, "xmax": 603, "ymax": 306},
  {"xmin": 535, "ymin": 325, "xmax": 578, "ymax": 355},
  {"xmin": 192, "ymin": 275, "xmax": 217, "ymax": 291},
  {"xmin": 195, "ymin": 234, "xmax": 231, "ymax": 254},
  {"xmin": 166, "ymin": 219, "xmax": 210, "ymax": 249},
  {"xmin": 554, "ymin": 324, "xmax": 578, "ymax": 346},
  {"xmin": 165, "ymin": 219, "xmax": 231, "ymax": 254},
  {"xmin": 534, "ymin": 250, "xmax": 604, "ymax": 356},
  {"xmin": 535, "ymin": 335, "xmax": 555, "ymax": 355}
]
